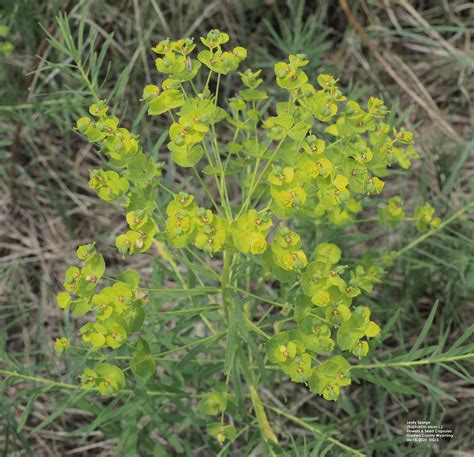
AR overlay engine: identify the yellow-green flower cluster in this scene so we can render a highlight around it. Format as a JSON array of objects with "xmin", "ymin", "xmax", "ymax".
[
  {"xmin": 165, "ymin": 193, "xmax": 228, "ymax": 254},
  {"xmin": 198, "ymin": 30, "xmax": 247, "ymax": 75},
  {"xmin": 56, "ymin": 243, "xmax": 150, "ymax": 394},
  {"xmin": 265, "ymin": 241, "xmax": 382, "ymax": 399},
  {"xmin": 414, "ymin": 203, "xmax": 441, "ymax": 232},
  {"xmin": 231, "ymin": 209, "xmax": 272, "ymax": 255},
  {"xmin": 76, "ymin": 100, "xmax": 162, "ymax": 257},
  {"xmin": 80, "ymin": 363, "xmax": 125, "ymax": 396}
]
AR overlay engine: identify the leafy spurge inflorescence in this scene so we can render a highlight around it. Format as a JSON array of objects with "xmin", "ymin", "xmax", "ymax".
[{"xmin": 56, "ymin": 29, "xmax": 441, "ymax": 444}]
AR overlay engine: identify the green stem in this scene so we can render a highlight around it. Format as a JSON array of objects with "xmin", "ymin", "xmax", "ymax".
[
  {"xmin": 76, "ymin": 63, "xmax": 100, "ymax": 103},
  {"xmin": 223, "ymin": 127, "xmax": 240, "ymax": 175},
  {"xmin": 183, "ymin": 246, "xmax": 221, "ymax": 280},
  {"xmin": 395, "ymin": 200, "xmax": 474, "ymax": 257},
  {"xmin": 140, "ymin": 286, "xmax": 220, "ymax": 293},
  {"xmin": 148, "ymin": 305, "xmax": 220, "ymax": 316},
  {"xmin": 168, "ymin": 109, "xmax": 177, "ymax": 123},
  {"xmin": 156, "ymin": 180, "xmax": 176, "ymax": 197},
  {"xmin": 236, "ymin": 287, "xmax": 334, "ymax": 326},
  {"xmin": 245, "ymin": 316, "xmax": 271, "ymax": 340},
  {"xmin": 155, "ymin": 242, "xmax": 186, "ymax": 285},
  {"xmin": 0, "ymin": 370, "xmax": 81, "ymax": 391},
  {"xmin": 192, "ymin": 166, "xmax": 222, "ymax": 216},
  {"xmin": 239, "ymin": 101, "xmax": 261, "ymax": 213},
  {"xmin": 239, "ymin": 138, "xmax": 285, "ymax": 216},
  {"xmin": 221, "ymin": 250, "xmax": 233, "ymax": 312},
  {"xmin": 89, "ymin": 332, "xmax": 226, "ymax": 361},
  {"xmin": 204, "ymin": 69, "xmax": 213, "ymax": 95},
  {"xmin": 189, "ymin": 80, "xmax": 199, "ymax": 96},
  {"xmin": 236, "ymin": 287, "xmax": 290, "ymax": 309},
  {"xmin": 353, "ymin": 353, "xmax": 474, "ymax": 370},
  {"xmin": 214, "ymin": 73, "xmax": 221, "ymax": 106},
  {"xmin": 242, "ymin": 156, "xmax": 261, "ymax": 212},
  {"xmin": 152, "ymin": 331, "xmax": 226, "ymax": 358},
  {"xmin": 210, "ymin": 74, "xmax": 233, "ymax": 221},
  {"xmin": 265, "ymin": 403, "xmax": 365, "ymax": 457},
  {"xmin": 214, "ymin": 127, "xmax": 233, "ymax": 220},
  {"xmin": 179, "ymin": 83, "xmax": 189, "ymax": 100},
  {"xmin": 0, "ymin": 369, "xmax": 201, "ymax": 398},
  {"xmin": 201, "ymin": 141, "xmax": 227, "ymax": 211}
]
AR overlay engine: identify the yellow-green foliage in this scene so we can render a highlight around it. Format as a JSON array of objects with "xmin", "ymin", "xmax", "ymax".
[{"xmin": 56, "ymin": 29, "xmax": 441, "ymax": 444}]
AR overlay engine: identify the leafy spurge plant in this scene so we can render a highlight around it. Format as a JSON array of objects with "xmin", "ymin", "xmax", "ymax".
[{"xmin": 56, "ymin": 29, "xmax": 442, "ymax": 446}]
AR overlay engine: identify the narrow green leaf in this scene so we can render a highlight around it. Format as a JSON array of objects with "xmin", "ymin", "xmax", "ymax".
[{"xmin": 408, "ymin": 300, "xmax": 438, "ymax": 356}]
